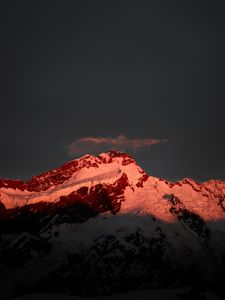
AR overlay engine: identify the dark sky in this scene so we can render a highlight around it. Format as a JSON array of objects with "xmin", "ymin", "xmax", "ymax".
[{"xmin": 0, "ymin": 0, "xmax": 225, "ymax": 182}]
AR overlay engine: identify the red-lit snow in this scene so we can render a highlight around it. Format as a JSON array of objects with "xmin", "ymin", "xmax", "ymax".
[{"xmin": 0, "ymin": 151, "xmax": 224, "ymax": 222}]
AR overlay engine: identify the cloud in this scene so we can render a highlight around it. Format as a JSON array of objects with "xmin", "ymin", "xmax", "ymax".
[{"xmin": 68, "ymin": 135, "xmax": 168, "ymax": 156}]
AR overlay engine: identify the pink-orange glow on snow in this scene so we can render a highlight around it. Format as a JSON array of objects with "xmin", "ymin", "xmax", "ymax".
[{"xmin": 0, "ymin": 151, "xmax": 224, "ymax": 223}]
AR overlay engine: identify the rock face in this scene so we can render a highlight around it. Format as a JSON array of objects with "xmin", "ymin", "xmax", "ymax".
[{"xmin": 0, "ymin": 151, "xmax": 225, "ymax": 299}]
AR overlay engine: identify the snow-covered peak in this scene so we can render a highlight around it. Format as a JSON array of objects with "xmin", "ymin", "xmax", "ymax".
[
  {"xmin": 1, "ymin": 153, "xmax": 225, "ymax": 300},
  {"xmin": 0, "ymin": 151, "xmax": 147, "ymax": 209},
  {"xmin": 0, "ymin": 151, "xmax": 224, "ymax": 223},
  {"xmin": 0, "ymin": 151, "xmax": 143, "ymax": 191}
]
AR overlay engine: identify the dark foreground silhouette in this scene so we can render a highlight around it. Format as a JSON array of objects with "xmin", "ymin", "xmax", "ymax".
[{"xmin": 1, "ymin": 200, "xmax": 225, "ymax": 300}]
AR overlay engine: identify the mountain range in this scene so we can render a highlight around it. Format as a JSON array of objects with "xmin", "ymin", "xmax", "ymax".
[{"xmin": 0, "ymin": 151, "xmax": 225, "ymax": 299}]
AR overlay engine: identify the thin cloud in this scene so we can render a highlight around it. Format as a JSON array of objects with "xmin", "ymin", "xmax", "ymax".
[{"xmin": 68, "ymin": 135, "xmax": 168, "ymax": 156}]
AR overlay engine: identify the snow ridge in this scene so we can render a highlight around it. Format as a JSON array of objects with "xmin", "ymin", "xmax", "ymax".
[{"xmin": 0, "ymin": 150, "xmax": 224, "ymax": 223}]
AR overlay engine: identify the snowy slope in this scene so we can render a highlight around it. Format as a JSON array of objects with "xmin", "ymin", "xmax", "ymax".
[
  {"xmin": 0, "ymin": 151, "xmax": 225, "ymax": 299},
  {"xmin": 0, "ymin": 151, "xmax": 224, "ymax": 221}
]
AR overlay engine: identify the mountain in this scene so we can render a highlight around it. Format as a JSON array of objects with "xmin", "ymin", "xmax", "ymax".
[{"xmin": 0, "ymin": 151, "xmax": 225, "ymax": 299}]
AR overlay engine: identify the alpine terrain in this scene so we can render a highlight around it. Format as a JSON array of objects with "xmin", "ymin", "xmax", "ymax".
[{"xmin": 0, "ymin": 151, "xmax": 225, "ymax": 299}]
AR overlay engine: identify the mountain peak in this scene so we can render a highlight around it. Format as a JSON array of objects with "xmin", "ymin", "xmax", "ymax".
[
  {"xmin": 0, "ymin": 153, "xmax": 225, "ymax": 299},
  {"xmin": 0, "ymin": 151, "xmax": 147, "ymax": 210},
  {"xmin": 0, "ymin": 151, "xmax": 224, "ymax": 222},
  {"xmin": 70, "ymin": 150, "xmax": 136, "ymax": 167}
]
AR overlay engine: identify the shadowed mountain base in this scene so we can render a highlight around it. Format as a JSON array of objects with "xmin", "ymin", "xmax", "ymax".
[{"xmin": 1, "ymin": 207, "xmax": 225, "ymax": 300}]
